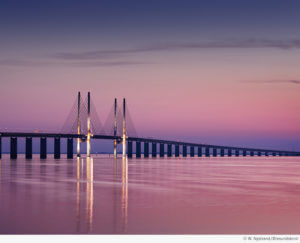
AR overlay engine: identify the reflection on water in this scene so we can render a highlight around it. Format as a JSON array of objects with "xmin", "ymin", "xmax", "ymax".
[
  {"xmin": 112, "ymin": 157, "xmax": 118, "ymax": 233},
  {"xmin": 76, "ymin": 158, "xmax": 81, "ymax": 232},
  {"xmin": 1, "ymin": 155, "xmax": 300, "ymax": 234},
  {"xmin": 121, "ymin": 156, "xmax": 128, "ymax": 232},
  {"xmin": 0, "ymin": 159, "xmax": 1, "ymax": 193},
  {"xmin": 86, "ymin": 157, "xmax": 94, "ymax": 232},
  {"xmin": 75, "ymin": 157, "xmax": 94, "ymax": 233}
]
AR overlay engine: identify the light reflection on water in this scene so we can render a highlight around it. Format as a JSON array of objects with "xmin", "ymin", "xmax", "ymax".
[
  {"xmin": 86, "ymin": 157, "xmax": 93, "ymax": 232},
  {"xmin": 122, "ymin": 156, "xmax": 128, "ymax": 233},
  {"xmin": 1, "ymin": 155, "xmax": 300, "ymax": 234}
]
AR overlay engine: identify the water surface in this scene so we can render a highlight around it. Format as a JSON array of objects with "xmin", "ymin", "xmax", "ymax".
[{"xmin": 1, "ymin": 155, "xmax": 300, "ymax": 234}]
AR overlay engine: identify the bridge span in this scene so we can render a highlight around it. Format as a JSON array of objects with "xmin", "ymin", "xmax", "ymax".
[
  {"xmin": 1, "ymin": 91, "xmax": 299, "ymax": 159},
  {"xmin": 0, "ymin": 131, "xmax": 299, "ymax": 159}
]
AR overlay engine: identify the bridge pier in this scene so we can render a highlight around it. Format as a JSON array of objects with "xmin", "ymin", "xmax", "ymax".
[
  {"xmin": 190, "ymin": 146, "xmax": 195, "ymax": 157},
  {"xmin": 213, "ymin": 148, "xmax": 217, "ymax": 157},
  {"xmin": 235, "ymin": 150, "xmax": 239, "ymax": 157},
  {"xmin": 243, "ymin": 150, "xmax": 247, "ymax": 156},
  {"xmin": 272, "ymin": 152, "xmax": 276, "ymax": 156},
  {"xmin": 160, "ymin": 143, "xmax": 164, "ymax": 157},
  {"xmin": 67, "ymin": 138, "xmax": 73, "ymax": 159},
  {"xmin": 10, "ymin": 137, "xmax": 17, "ymax": 159},
  {"xmin": 220, "ymin": 149, "xmax": 225, "ymax": 157},
  {"xmin": 167, "ymin": 144, "xmax": 172, "ymax": 157},
  {"xmin": 175, "ymin": 144, "xmax": 179, "ymax": 157},
  {"xmin": 265, "ymin": 152, "xmax": 269, "ymax": 157},
  {"xmin": 205, "ymin": 147, "xmax": 210, "ymax": 157},
  {"xmin": 228, "ymin": 149, "xmax": 232, "ymax": 157},
  {"xmin": 25, "ymin": 137, "xmax": 32, "ymax": 159},
  {"xmin": 198, "ymin": 146, "xmax": 202, "ymax": 157},
  {"xmin": 40, "ymin": 138, "xmax": 47, "ymax": 159},
  {"xmin": 250, "ymin": 151, "xmax": 254, "ymax": 156},
  {"xmin": 183, "ymin": 145, "xmax": 187, "ymax": 157},
  {"xmin": 144, "ymin": 142, "xmax": 149, "ymax": 158},
  {"xmin": 127, "ymin": 141, "xmax": 133, "ymax": 158},
  {"xmin": 54, "ymin": 138, "xmax": 61, "ymax": 159},
  {"xmin": 190, "ymin": 146, "xmax": 194, "ymax": 157},
  {"xmin": 152, "ymin": 143, "xmax": 157, "ymax": 157},
  {"xmin": 136, "ymin": 141, "xmax": 141, "ymax": 158},
  {"xmin": 258, "ymin": 151, "xmax": 261, "ymax": 156}
]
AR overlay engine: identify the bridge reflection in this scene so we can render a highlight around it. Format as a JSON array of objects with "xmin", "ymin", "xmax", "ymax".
[
  {"xmin": 0, "ymin": 159, "xmax": 1, "ymax": 194},
  {"xmin": 86, "ymin": 157, "xmax": 94, "ymax": 232},
  {"xmin": 122, "ymin": 156, "xmax": 128, "ymax": 232},
  {"xmin": 76, "ymin": 158, "xmax": 81, "ymax": 232},
  {"xmin": 76, "ymin": 156, "xmax": 128, "ymax": 233},
  {"xmin": 76, "ymin": 157, "xmax": 94, "ymax": 233}
]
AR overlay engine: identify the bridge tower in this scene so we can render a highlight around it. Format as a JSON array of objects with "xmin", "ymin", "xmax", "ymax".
[
  {"xmin": 113, "ymin": 98, "xmax": 117, "ymax": 158},
  {"xmin": 122, "ymin": 98, "xmax": 126, "ymax": 158},
  {"xmin": 77, "ymin": 92, "xmax": 81, "ymax": 157},
  {"xmin": 87, "ymin": 92, "xmax": 91, "ymax": 157}
]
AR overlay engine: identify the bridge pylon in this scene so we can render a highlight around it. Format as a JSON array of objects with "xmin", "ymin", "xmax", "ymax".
[
  {"xmin": 122, "ymin": 98, "xmax": 126, "ymax": 158},
  {"xmin": 77, "ymin": 92, "xmax": 81, "ymax": 157},
  {"xmin": 114, "ymin": 98, "xmax": 117, "ymax": 158},
  {"xmin": 87, "ymin": 92, "xmax": 91, "ymax": 157}
]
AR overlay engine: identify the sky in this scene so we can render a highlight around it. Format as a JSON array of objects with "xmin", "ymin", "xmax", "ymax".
[{"xmin": 1, "ymin": 0, "xmax": 300, "ymax": 151}]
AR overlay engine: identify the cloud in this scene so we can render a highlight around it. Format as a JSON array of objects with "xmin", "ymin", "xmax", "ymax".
[
  {"xmin": 3, "ymin": 38, "xmax": 300, "ymax": 67},
  {"xmin": 0, "ymin": 59, "xmax": 55, "ymax": 66},
  {"xmin": 0, "ymin": 59, "xmax": 148, "ymax": 67},
  {"xmin": 241, "ymin": 80, "xmax": 300, "ymax": 85},
  {"xmin": 66, "ymin": 60, "xmax": 150, "ymax": 67},
  {"xmin": 52, "ymin": 39, "xmax": 300, "ymax": 60},
  {"xmin": 289, "ymin": 80, "xmax": 300, "ymax": 84}
]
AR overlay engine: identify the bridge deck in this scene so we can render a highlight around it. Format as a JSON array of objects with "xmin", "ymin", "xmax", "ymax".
[{"xmin": 0, "ymin": 132, "xmax": 299, "ymax": 155}]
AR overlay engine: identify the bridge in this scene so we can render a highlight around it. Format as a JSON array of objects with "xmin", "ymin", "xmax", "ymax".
[{"xmin": 0, "ymin": 92, "xmax": 299, "ymax": 159}]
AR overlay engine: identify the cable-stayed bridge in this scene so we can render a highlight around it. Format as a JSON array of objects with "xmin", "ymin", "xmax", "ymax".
[{"xmin": 0, "ymin": 92, "xmax": 299, "ymax": 159}]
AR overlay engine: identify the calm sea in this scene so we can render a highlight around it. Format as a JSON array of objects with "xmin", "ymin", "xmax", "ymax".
[{"xmin": 1, "ymin": 154, "xmax": 300, "ymax": 234}]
